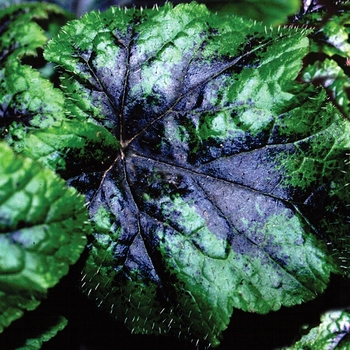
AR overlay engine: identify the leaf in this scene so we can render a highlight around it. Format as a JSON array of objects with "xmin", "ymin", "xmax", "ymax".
[
  {"xmin": 202, "ymin": 0, "xmax": 300, "ymax": 25},
  {"xmin": 0, "ymin": 3, "xmax": 119, "ymax": 176},
  {"xmin": 0, "ymin": 61, "xmax": 119, "ymax": 176},
  {"xmin": 0, "ymin": 2, "xmax": 70, "ymax": 145},
  {"xmin": 0, "ymin": 0, "xmax": 301, "ymax": 22},
  {"xmin": 44, "ymin": 3, "xmax": 350, "ymax": 347},
  {"xmin": 19, "ymin": 119, "xmax": 120, "ymax": 178},
  {"xmin": 280, "ymin": 309, "xmax": 350, "ymax": 349},
  {"xmin": 297, "ymin": 2, "xmax": 350, "ymax": 117},
  {"xmin": 0, "ymin": 141, "xmax": 90, "ymax": 333},
  {"xmin": 303, "ymin": 59, "xmax": 350, "ymax": 118},
  {"xmin": 0, "ymin": 2, "xmax": 73, "ymax": 75},
  {"xmin": 15, "ymin": 315, "xmax": 68, "ymax": 350},
  {"xmin": 0, "ymin": 62, "xmax": 66, "ymax": 139}
]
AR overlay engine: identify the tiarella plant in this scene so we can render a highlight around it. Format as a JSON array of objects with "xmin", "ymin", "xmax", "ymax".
[{"xmin": 1, "ymin": 0, "xmax": 350, "ymax": 349}]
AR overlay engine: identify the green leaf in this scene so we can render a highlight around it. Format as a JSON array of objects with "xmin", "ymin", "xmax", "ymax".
[
  {"xmin": 17, "ymin": 118, "xmax": 120, "ymax": 178},
  {"xmin": 0, "ymin": 62, "xmax": 66, "ymax": 138},
  {"xmin": 0, "ymin": 3, "xmax": 119, "ymax": 176},
  {"xmin": 15, "ymin": 315, "xmax": 68, "ymax": 350},
  {"xmin": 280, "ymin": 309, "xmax": 350, "ymax": 349},
  {"xmin": 307, "ymin": 8, "xmax": 350, "ymax": 58},
  {"xmin": 0, "ymin": 60, "xmax": 119, "ymax": 176},
  {"xmin": 45, "ymin": 3, "xmax": 350, "ymax": 347},
  {"xmin": 0, "ymin": 142, "xmax": 90, "ymax": 333},
  {"xmin": 0, "ymin": 2, "xmax": 70, "ymax": 145},
  {"xmin": 298, "ymin": 2, "xmax": 350, "ymax": 117},
  {"xmin": 303, "ymin": 59, "xmax": 350, "ymax": 118},
  {"xmin": 0, "ymin": 2, "xmax": 73, "ymax": 73},
  {"xmin": 203, "ymin": 0, "xmax": 301, "ymax": 25}
]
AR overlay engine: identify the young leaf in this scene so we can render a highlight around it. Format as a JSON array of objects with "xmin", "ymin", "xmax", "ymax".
[
  {"xmin": 45, "ymin": 3, "xmax": 350, "ymax": 347},
  {"xmin": 0, "ymin": 142, "xmax": 90, "ymax": 333},
  {"xmin": 280, "ymin": 309, "xmax": 350, "ymax": 349}
]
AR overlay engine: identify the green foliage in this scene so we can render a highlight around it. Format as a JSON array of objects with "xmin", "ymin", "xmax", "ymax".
[
  {"xmin": 0, "ymin": 2, "xmax": 119, "ymax": 176},
  {"xmin": 0, "ymin": 2, "xmax": 72, "ymax": 149},
  {"xmin": 0, "ymin": 1, "xmax": 73, "ymax": 81},
  {"xmin": 204, "ymin": 0, "xmax": 300, "ymax": 25},
  {"xmin": 299, "ymin": 2, "xmax": 350, "ymax": 117},
  {"xmin": 0, "ymin": 2, "xmax": 70, "ymax": 63},
  {"xmin": 1, "ymin": 1, "xmax": 350, "ymax": 349},
  {"xmin": 44, "ymin": 2, "xmax": 350, "ymax": 347},
  {"xmin": 0, "ymin": 142, "xmax": 90, "ymax": 332},
  {"xmin": 281, "ymin": 310, "xmax": 350, "ymax": 349},
  {"xmin": 15, "ymin": 316, "xmax": 68, "ymax": 350},
  {"xmin": 0, "ymin": 0, "xmax": 301, "ymax": 24}
]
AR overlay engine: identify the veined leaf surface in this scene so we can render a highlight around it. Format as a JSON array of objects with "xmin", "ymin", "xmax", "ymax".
[
  {"xmin": 0, "ymin": 142, "xmax": 90, "ymax": 332},
  {"xmin": 0, "ymin": 3, "xmax": 118, "ymax": 175},
  {"xmin": 45, "ymin": 3, "xmax": 350, "ymax": 347}
]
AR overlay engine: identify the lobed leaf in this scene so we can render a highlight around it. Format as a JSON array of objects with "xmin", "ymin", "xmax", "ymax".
[{"xmin": 44, "ymin": 2, "xmax": 350, "ymax": 347}]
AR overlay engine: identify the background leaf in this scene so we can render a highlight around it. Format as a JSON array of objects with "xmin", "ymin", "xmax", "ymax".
[
  {"xmin": 15, "ymin": 315, "xmax": 68, "ymax": 350},
  {"xmin": 44, "ymin": 3, "xmax": 350, "ymax": 347},
  {"xmin": 0, "ymin": 2, "xmax": 72, "ymax": 150},
  {"xmin": 1, "ymin": 0, "xmax": 301, "ymax": 24},
  {"xmin": 0, "ymin": 142, "xmax": 90, "ymax": 332},
  {"xmin": 0, "ymin": 2, "xmax": 73, "ymax": 76},
  {"xmin": 280, "ymin": 309, "xmax": 350, "ymax": 349},
  {"xmin": 0, "ymin": 3, "xmax": 119, "ymax": 176},
  {"xmin": 201, "ymin": 0, "xmax": 301, "ymax": 25},
  {"xmin": 297, "ymin": 1, "xmax": 350, "ymax": 117}
]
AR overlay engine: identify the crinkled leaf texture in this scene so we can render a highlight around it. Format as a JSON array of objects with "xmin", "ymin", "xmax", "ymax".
[
  {"xmin": 0, "ymin": 3, "xmax": 118, "ymax": 175},
  {"xmin": 45, "ymin": 2, "xmax": 350, "ymax": 347},
  {"xmin": 280, "ymin": 309, "xmax": 350, "ymax": 350},
  {"xmin": 0, "ymin": 142, "xmax": 90, "ymax": 333},
  {"xmin": 0, "ymin": 59, "xmax": 119, "ymax": 175},
  {"xmin": 0, "ymin": 2, "xmax": 73, "ymax": 76},
  {"xmin": 0, "ymin": 2, "xmax": 69, "ymax": 140}
]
